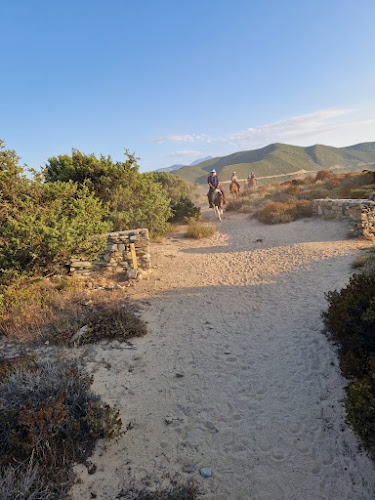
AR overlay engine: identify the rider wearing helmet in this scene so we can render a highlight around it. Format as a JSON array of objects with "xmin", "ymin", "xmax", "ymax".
[
  {"xmin": 207, "ymin": 168, "xmax": 225, "ymax": 208},
  {"xmin": 231, "ymin": 171, "xmax": 240, "ymax": 190}
]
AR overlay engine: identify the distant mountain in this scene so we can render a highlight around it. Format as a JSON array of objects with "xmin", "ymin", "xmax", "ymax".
[
  {"xmin": 157, "ymin": 155, "xmax": 213, "ymax": 173},
  {"xmin": 170, "ymin": 142, "xmax": 375, "ymax": 184},
  {"xmin": 156, "ymin": 163, "xmax": 185, "ymax": 173},
  {"xmin": 189, "ymin": 155, "xmax": 213, "ymax": 166}
]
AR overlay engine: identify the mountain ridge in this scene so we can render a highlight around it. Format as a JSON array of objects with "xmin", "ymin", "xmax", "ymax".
[
  {"xmin": 170, "ymin": 142, "xmax": 375, "ymax": 184},
  {"xmin": 157, "ymin": 155, "xmax": 213, "ymax": 173}
]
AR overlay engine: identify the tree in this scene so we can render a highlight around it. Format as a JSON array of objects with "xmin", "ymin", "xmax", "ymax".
[{"xmin": 45, "ymin": 149, "xmax": 172, "ymax": 236}]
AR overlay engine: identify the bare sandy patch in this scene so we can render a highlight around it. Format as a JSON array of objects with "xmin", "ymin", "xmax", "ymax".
[{"xmin": 70, "ymin": 214, "xmax": 375, "ymax": 500}]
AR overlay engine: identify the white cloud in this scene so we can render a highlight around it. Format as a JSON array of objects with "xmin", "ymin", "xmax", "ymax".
[
  {"xmin": 169, "ymin": 150, "xmax": 207, "ymax": 157},
  {"xmin": 154, "ymin": 109, "xmax": 375, "ymax": 149},
  {"xmin": 155, "ymin": 134, "xmax": 210, "ymax": 144}
]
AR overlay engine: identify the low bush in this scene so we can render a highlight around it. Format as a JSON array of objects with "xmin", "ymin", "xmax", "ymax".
[
  {"xmin": 170, "ymin": 196, "xmax": 201, "ymax": 222},
  {"xmin": 152, "ymin": 172, "xmax": 195, "ymax": 202},
  {"xmin": 0, "ymin": 356, "xmax": 122, "ymax": 498},
  {"xmin": 295, "ymin": 199, "xmax": 313, "ymax": 217},
  {"xmin": 73, "ymin": 304, "xmax": 148, "ymax": 345},
  {"xmin": 315, "ymin": 170, "xmax": 333, "ymax": 182},
  {"xmin": 342, "ymin": 185, "xmax": 375, "ymax": 199},
  {"xmin": 322, "ymin": 273, "xmax": 375, "ymax": 361},
  {"xmin": 0, "ymin": 275, "xmax": 85, "ymax": 338},
  {"xmin": 269, "ymin": 192, "xmax": 296, "ymax": 204},
  {"xmin": 185, "ymin": 221, "xmax": 216, "ymax": 239},
  {"xmin": 323, "ymin": 271, "xmax": 375, "ymax": 456},
  {"xmin": 225, "ymin": 199, "xmax": 244, "ymax": 212},
  {"xmin": 346, "ymin": 370, "xmax": 375, "ymax": 455},
  {"xmin": 257, "ymin": 201, "xmax": 298, "ymax": 224},
  {"xmin": 284, "ymin": 184, "xmax": 301, "ymax": 196}
]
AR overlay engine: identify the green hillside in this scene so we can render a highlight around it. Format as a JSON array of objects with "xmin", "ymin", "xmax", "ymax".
[{"xmin": 172, "ymin": 142, "xmax": 375, "ymax": 184}]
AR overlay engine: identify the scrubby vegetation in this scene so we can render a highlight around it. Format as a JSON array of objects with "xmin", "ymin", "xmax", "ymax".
[
  {"xmin": 0, "ymin": 141, "xmax": 199, "ymax": 280},
  {"xmin": 322, "ymin": 266, "xmax": 375, "ymax": 456},
  {"xmin": 0, "ymin": 356, "xmax": 122, "ymax": 499},
  {"xmin": 226, "ymin": 169, "xmax": 375, "ymax": 224},
  {"xmin": 185, "ymin": 221, "xmax": 216, "ymax": 239},
  {"xmin": 0, "ymin": 140, "xmax": 202, "ymax": 497},
  {"xmin": 258, "ymin": 199, "xmax": 312, "ymax": 224},
  {"xmin": 0, "ymin": 140, "xmax": 199, "ymax": 339}
]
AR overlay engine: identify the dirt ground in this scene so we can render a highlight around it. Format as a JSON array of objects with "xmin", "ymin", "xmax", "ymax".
[{"xmin": 70, "ymin": 211, "xmax": 375, "ymax": 500}]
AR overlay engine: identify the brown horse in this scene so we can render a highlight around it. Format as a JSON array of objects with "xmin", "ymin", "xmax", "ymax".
[
  {"xmin": 230, "ymin": 180, "xmax": 240, "ymax": 199},
  {"xmin": 247, "ymin": 175, "xmax": 258, "ymax": 190},
  {"xmin": 213, "ymin": 188, "xmax": 224, "ymax": 221}
]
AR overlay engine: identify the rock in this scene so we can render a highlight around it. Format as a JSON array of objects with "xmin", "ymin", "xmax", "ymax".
[
  {"xmin": 126, "ymin": 268, "xmax": 138, "ymax": 279},
  {"xmin": 175, "ymin": 372, "xmax": 184, "ymax": 378},
  {"xmin": 200, "ymin": 467, "xmax": 212, "ymax": 478},
  {"xmin": 70, "ymin": 325, "xmax": 89, "ymax": 345},
  {"xmin": 70, "ymin": 261, "xmax": 93, "ymax": 268}
]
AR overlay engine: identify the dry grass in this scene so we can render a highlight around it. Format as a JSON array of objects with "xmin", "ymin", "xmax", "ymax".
[
  {"xmin": 0, "ymin": 273, "xmax": 144, "ymax": 344},
  {"xmin": 0, "ymin": 356, "xmax": 122, "ymax": 499},
  {"xmin": 226, "ymin": 170, "xmax": 375, "ymax": 225},
  {"xmin": 185, "ymin": 221, "xmax": 216, "ymax": 239}
]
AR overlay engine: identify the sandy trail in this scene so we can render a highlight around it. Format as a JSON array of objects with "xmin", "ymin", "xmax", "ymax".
[{"xmin": 71, "ymin": 213, "xmax": 375, "ymax": 500}]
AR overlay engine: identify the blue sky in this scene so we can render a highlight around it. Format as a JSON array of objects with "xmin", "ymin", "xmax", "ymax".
[{"xmin": 1, "ymin": 0, "xmax": 375, "ymax": 172}]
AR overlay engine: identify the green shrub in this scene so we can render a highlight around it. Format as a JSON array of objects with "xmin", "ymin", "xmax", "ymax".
[
  {"xmin": 343, "ymin": 185, "xmax": 375, "ymax": 199},
  {"xmin": 152, "ymin": 172, "xmax": 195, "ymax": 202},
  {"xmin": 322, "ymin": 273, "xmax": 375, "ymax": 377},
  {"xmin": 45, "ymin": 150, "xmax": 172, "ymax": 237},
  {"xmin": 322, "ymin": 273, "xmax": 375, "ymax": 374},
  {"xmin": 339, "ymin": 350, "xmax": 369, "ymax": 379},
  {"xmin": 185, "ymin": 221, "xmax": 216, "ymax": 239},
  {"xmin": 170, "ymin": 196, "xmax": 201, "ymax": 222},
  {"xmin": 0, "ymin": 182, "xmax": 109, "ymax": 274},
  {"xmin": 346, "ymin": 370, "xmax": 375, "ymax": 455},
  {"xmin": 302, "ymin": 186, "xmax": 331, "ymax": 200}
]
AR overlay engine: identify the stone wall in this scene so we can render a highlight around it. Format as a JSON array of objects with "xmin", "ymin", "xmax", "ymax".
[
  {"xmin": 312, "ymin": 199, "xmax": 375, "ymax": 237},
  {"xmin": 69, "ymin": 228, "xmax": 150, "ymax": 278}
]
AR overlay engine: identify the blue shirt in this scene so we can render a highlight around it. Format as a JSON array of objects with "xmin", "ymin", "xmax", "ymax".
[{"xmin": 208, "ymin": 174, "xmax": 219, "ymax": 188}]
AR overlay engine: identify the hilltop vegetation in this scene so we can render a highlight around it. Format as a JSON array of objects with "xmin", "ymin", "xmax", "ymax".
[
  {"xmin": 172, "ymin": 142, "xmax": 375, "ymax": 184},
  {"xmin": 226, "ymin": 169, "xmax": 375, "ymax": 224}
]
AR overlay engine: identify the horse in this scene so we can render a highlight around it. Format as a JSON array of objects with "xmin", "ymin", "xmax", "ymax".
[
  {"xmin": 212, "ymin": 188, "xmax": 224, "ymax": 221},
  {"xmin": 230, "ymin": 180, "xmax": 240, "ymax": 199},
  {"xmin": 247, "ymin": 176, "xmax": 258, "ymax": 190}
]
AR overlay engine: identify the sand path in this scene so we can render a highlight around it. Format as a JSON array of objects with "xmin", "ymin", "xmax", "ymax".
[{"xmin": 71, "ymin": 213, "xmax": 375, "ymax": 500}]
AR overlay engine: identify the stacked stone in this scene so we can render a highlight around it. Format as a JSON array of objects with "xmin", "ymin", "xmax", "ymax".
[
  {"xmin": 69, "ymin": 228, "xmax": 150, "ymax": 278},
  {"xmin": 348, "ymin": 201, "xmax": 375, "ymax": 237},
  {"xmin": 312, "ymin": 199, "xmax": 375, "ymax": 238}
]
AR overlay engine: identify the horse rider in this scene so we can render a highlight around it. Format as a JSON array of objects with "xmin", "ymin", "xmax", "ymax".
[
  {"xmin": 207, "ymin": 168, "xmax": 226, "ymax": 208},
  {"xmin": 231, "ymin": 171, "xmax": 240, "ymax": 190},
  {"xmin": 246, "ymin": 171, "xmax": 257, "ymax": 188}
]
